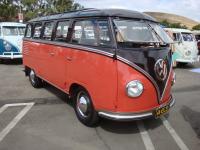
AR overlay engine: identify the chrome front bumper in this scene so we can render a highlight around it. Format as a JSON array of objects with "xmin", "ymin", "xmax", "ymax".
[
  {"xmin": 98, "ymin": 96, "xmax": 175, "ymax": 121},
  {"xmin": 176, "ymin": 57, "xmax": 199, "ymax": 63},
  {"xmin": 0, "ymin": 52, "xmax": 22, "ymax": 59}
]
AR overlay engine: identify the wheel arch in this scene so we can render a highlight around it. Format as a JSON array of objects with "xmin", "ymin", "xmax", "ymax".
[
  {"xmin": 69, "ymin": 83, "xmax": 89, "ymax": 99},
  {"xmin": 68, "ymin": 82, "xmax": 97, "ymax": 107},
  {"xmin": 24, "ymin": 66, "xmax": 31, "ymax": 76}
]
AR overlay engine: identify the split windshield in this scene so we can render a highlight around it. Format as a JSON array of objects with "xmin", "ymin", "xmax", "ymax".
[
  {"xmin": 113, "ymin": 19, "xmax": 173, "ymax": 48},
  {"xmin": 3, "ymin": 26, "xmax": 25, "ymax": 36},
  {"xmin": 181, "ymin": 33, "xmax": 194, "ymax": 42}
]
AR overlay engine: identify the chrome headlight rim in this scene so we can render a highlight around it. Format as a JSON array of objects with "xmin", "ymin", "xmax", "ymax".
[
  {"xmin": 126, "ymin": 80, "xmax": 144, "ymax": 98},
  {"xmin": 4, "ymin": 43, "xmax": 12, "ymax": 51}
]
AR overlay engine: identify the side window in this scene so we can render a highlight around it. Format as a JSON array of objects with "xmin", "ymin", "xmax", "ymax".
[
  {"xmin": 173, "ymin": 33, "xmax": 181, "ymax": 41},
  {"xmin": 55, "ymin": 21, "xmax": 69, "ymax": 42},
  {"xmin": 71, "ymin": 19, "xmax": 112, "ymax": 47},
  {"xmin": 172, "ymin": 33, "xmax": 177, "ymax": 41},
  {"xmin": 33, "ymin": 23, "xmax": 42, "ymax": 39},
  {"xmin": 97, "ymin": 20, "xmax": 112, "ymax": 47},
  {"xmin": 25, "ymin": 24, "xmax": 32, "ymax": 38},
  {"xmin": 43, "ymin": 22, "xmax": 54, "ymax": 40},
  {"xmin": 72, "ymin": 20, "xmax": 98, "ymax": 46}
]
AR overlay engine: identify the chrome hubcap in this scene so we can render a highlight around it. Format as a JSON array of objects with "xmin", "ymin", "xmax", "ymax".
[
  {"xmin": 30, "ymin": 70, "xmax": 36, "ymax": 84},
  {"xmin": 77, "ymin": 92, "xmax": 89, "ymax": 118}
]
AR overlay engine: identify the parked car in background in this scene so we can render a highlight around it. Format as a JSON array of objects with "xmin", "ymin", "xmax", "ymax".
[
  {"xmin": 192, "ymin": 30, "xmax": 200, "ymax": 55},
  {"xmin": 23, "ymin": 9, "xmax": 175, "ymax": 126},
  {"xmin": 0, "ymin": 22, "xmax": 26, "ymax": 60},
  {"xmin": 165, "ymin": 28, "xmax": 199, "ymax": 66},
  {"xmin": 198, "ymin": 41, "xmax": 200, "ymax": 54}
]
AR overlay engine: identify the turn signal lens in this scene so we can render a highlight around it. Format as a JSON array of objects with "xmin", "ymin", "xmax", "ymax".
[{"xmin": 172, "ymin": 72, "xmax": 176, "ymax": 86}]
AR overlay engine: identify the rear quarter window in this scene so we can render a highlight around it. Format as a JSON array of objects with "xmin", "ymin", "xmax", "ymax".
[
  {"xmin": 33, "ymin": 23, "xmax": 42, "ymax": 39},
  {"xmin": 25, "ymin": 24, "xmax": 32, "ymax": 38}
]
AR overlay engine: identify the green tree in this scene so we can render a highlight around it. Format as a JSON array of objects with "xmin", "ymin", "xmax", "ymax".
[
  {"xmin": 21, "ymin": 0, "xmax": 83, "ymax": 21},
  {"xmin": 49, "ymin": 0, "xmax": 84, "ymax": 13},
  {"xmin": 160, "ymin": 19, "xmax": 188, "ymax": 29},
  {"xmin": 0, "ymin": 0, "xmax": 83, "ymax": 22},
  {"xmin": 192, "ymin": 24, "xmax": 200, "ymax": 30},
  {"xmin": 0, "ymin": 0, "xmax": 18, "ymax": 21}
]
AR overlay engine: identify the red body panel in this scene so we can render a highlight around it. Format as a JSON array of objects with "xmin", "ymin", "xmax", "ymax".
[
  {"xmin": 23, "ymin": 41, "xmax": 118, "ymax": 111},
  {"xmin": 116, "ymin": 61, "xmax": 172, "ymax": 113},
  {"xmin": 23, "ymin": 40, "xmax": 173, "ymax": 113}
]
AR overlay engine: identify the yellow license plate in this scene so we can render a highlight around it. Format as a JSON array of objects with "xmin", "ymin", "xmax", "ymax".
[{"xmin": 154, "ymin": 104, "xmax": 170, "ymax": 118}]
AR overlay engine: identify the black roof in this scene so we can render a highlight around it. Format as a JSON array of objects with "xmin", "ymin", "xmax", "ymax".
[{"xmin": 29, "ymin": 8, "xmax": 157, "ymax": 22}]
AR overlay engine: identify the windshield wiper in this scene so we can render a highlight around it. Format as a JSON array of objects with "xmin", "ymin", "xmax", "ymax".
[
  {"xmin": 122, "ymin": 41, "xmax": 160, "ymax": 44},
  {"xmin": 146, "ymin": 24, "xmax": 167, "ymax": 45}
]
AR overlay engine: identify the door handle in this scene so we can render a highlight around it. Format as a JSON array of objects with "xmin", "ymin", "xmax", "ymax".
[
  {"xmin": 66, "ymin": 57, "xmax": 72, "ymax": 61},
  {"xmin": 49, "ymin": 52, "xmax": 55, "ymax": 56}
]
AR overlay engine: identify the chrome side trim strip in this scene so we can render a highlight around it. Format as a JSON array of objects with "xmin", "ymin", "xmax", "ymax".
[
  {"xmin": 98, "ymin": 95, "xmax": 175, "ymax": 121},
  {"xmin": 117, "ymin": 55, "xmax": 161, "ymax": 101},
  {"xmin": 36, "ymin": 74, "xmax": 69, "ymax": 95},
  {"xmin": 117, "ymin": 55, "xmax": 173, "ymax": 103},
  {"xmin": 23, "ymin": 38, "xmax": 114, "ymax": 58}
]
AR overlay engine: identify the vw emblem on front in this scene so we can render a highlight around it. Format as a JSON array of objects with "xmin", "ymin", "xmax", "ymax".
[{"xmin": 154, "ymin": 59, "xmax": 168, "ymax": 81}]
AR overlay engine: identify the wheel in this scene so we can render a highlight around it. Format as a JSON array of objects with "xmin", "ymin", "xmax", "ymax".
[
  {"xmin": 74, "ymin": 87, "xmax": 99, "ymax": 126},
  {"xmin": 29, "ymin": 69, "xmax": 43, "ymax": 88}
]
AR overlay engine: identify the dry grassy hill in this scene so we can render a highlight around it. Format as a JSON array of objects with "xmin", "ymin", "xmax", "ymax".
[{"xmin": 144, "ymin": 12, "xmax": 199, "ymax": 29}]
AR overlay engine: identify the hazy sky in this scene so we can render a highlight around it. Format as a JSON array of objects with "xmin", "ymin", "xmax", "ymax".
[{"xmin": 74, "ymin": 0, "xmax": 200, "ymax": 22}]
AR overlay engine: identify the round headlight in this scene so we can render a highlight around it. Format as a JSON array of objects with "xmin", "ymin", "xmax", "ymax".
[
  {"xmin": 126, "ymin": 80, "xmax": 144, "ymax": 98},
  {"xmin": 4, "ymin": 43, "xmax": 12, "ymax": 51}
]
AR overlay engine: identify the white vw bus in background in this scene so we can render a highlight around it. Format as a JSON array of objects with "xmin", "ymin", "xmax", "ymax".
[
  {"xmin": 165, "ymin": 28, "xmax": 199, "ymax": 66},
  {"xmin": 0, "ymin": 22, "xmax": 26, "ymax": 60},
  {"xmin": 192, "ymin": 30, "xmax": 200, "ymax": 55}
]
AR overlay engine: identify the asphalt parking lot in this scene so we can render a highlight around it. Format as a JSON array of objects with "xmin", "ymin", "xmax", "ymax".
[{"xmin": 0, "ymin": 60, "xmax": 200, "ymax": 150}]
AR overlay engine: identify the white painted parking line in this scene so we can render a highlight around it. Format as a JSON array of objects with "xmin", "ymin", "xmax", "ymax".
[
  {"xmin": 161, "ymin": 117, "xmax": 189, "ymax": 150},
  {"xmin": 0, "ymin": 103, "xmax": 34, "ymax": 115},
  {"xmin": 5, "ymin": 103, "xmax": 35, "ymax": 107},
  {"xmin": 190, "ymin": 68, "xmax": 200, "ymax": 74},
  {"xmin": 0, "ymin": 102, "xmax": 34, "ymax": 142},
  {"xmin": 137, "ymin": 120, "xmax": 155, "ymax": 150},
  {"xmin": 0, "ymin": 105, "xmax": 8, "ymax": 115}
]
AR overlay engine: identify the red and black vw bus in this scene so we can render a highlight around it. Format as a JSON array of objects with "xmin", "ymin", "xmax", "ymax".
[{"xmin": 23, "ymin": 8, "xmax": 175, "ymax": 126}]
